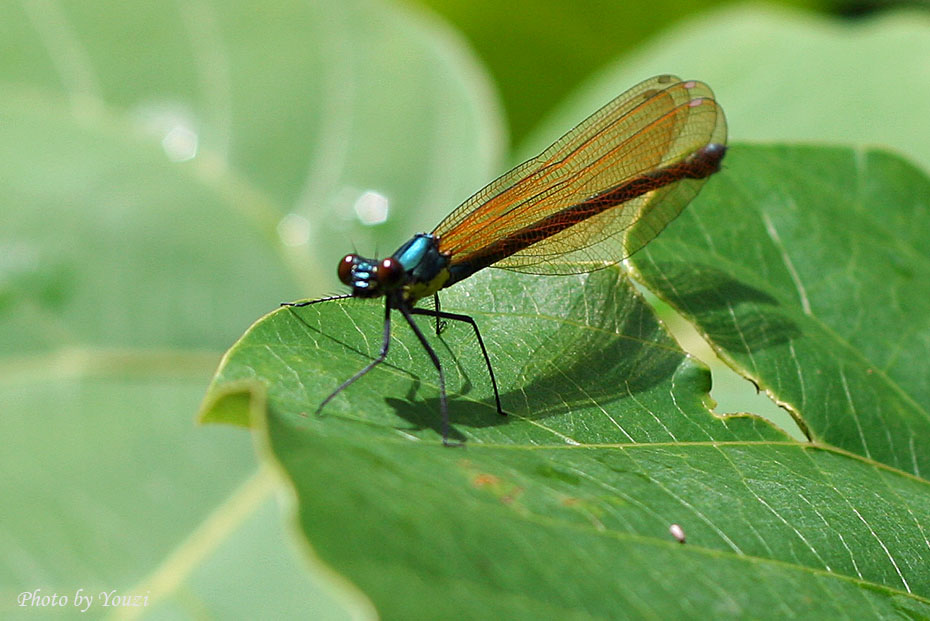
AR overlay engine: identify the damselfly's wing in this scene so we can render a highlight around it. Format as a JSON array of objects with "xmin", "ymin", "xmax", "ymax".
[{"xmin": 432, "ymin": 75, "xmax": 726, "ymax": 274}]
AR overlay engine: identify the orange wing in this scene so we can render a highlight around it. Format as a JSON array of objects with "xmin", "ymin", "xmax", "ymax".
[{"xmin": 432, "ymin": 75, "xmax": 727, "ymax": 274}]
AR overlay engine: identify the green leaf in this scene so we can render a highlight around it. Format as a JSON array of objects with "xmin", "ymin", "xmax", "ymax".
[
  {"xmin": 633, "ymin": 144, "xmax": 930, "ymax": 477},
  {"xmin": 1, "ymin": 0, "xmax": 499, "ymax": 617},
  {"xmin": 203, "ymin": 268, "xmax": 783, "ymax": 444},
  {"xmin": 201, "ymin": 145, "xmax": 930, "ymax": 617}
]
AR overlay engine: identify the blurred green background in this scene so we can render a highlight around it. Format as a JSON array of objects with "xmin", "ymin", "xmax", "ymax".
[
  {"xmin": 2, "ymin": 0, "xmax": 929, "ymax": 618},
  {"xmin": 411, "ymin": 0, "xmax": 927, "ymax": 141}
]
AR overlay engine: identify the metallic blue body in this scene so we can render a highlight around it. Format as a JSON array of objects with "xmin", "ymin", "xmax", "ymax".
[{"xmin": 344, "ymin": 233, "xmax": 452, "ymax": 303}]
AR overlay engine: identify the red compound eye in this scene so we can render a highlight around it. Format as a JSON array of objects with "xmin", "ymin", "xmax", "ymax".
[
  {"xmin": 376, "ymin": 257, "xmax": 404, "ymax": 287},
  {"xmin": 338, "ymin": 254, "xmax": 357, "ymax": 286}
]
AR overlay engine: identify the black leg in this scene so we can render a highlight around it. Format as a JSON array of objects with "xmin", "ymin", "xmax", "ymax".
[
  {"xmin": 314, "ymin": 299, "xmax": 393, "ymax": 414},
  {"xmin": 432, "ymin": 293, "xmax": 447, "ymax": 335},
  {"xmin": 410, "ymin": 307, "xmax": 505, "ymax": 417},
  {"xmin": 398, "ymin": 303, "xmax": 454, "ymax": 446}
]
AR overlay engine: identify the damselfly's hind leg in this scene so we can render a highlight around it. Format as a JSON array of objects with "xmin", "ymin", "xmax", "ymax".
[{"xmin": 410, "ymin": 307, "xmax": 506, "ymax": 417}]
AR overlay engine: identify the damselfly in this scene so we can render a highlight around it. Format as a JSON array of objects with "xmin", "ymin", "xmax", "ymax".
[{"xmin": 285, "ymin": 75, "xmax": 727, "ymax": 445}]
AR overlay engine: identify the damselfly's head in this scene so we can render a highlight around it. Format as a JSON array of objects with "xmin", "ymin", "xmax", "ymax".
[{"xmin": 338, "ymin": 253, "xmax": 405, "ymax": 298}]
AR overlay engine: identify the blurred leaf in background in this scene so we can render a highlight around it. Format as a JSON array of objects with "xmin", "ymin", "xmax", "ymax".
[
  {"xmin": 404, "ymin": 0, "xmax": 927, "ymax": 142},
  {"xmin": 1, "ymin": 0, "xmax": 500, "ymax": 618},
  {"xmin": 521, "ymin": 4, "xmax": 930, "ymax": 171}
]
